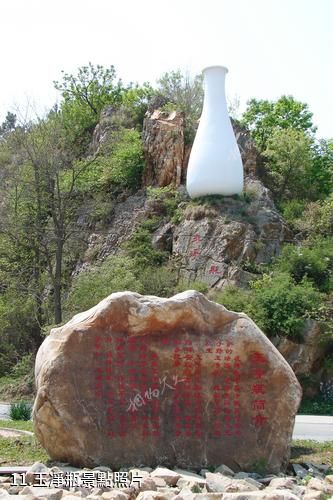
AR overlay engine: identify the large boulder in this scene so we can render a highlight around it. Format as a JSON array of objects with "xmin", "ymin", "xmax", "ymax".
[{"xmin": 33, "ymin": 291, "xmax": 301, "ymax": 472}]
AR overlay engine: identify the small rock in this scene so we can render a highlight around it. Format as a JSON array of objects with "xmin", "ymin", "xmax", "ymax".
[
  {"xmin": 90, "ymin": 488, "xmax": 107, "ymax": 496},
  {"xmin": 222, "ymin": 490, "xmax": 299, "ymax": 499},
  {"xmin": 200, "ymin": 470, "xmax": 209, "ymax": 478},
  {"xmin": 157, "ymin": 488, "xmax": 180, "ymax": 495},
  {"xmin": 137, "ymin": 478, "xmax": 158, "ymax": 492},
  {"xmin": 214, "ymin": 465, "xmax": 234, "ymax": 477},
  {"xmin": 304, "ymin": 463, "xmax": 325, "ymax": 478},
  {"xmin": 292, "ymin": 464, "xmax": 308, "ymax": 479},
  {"xmin": 303, "ymin": 490, "xmax": 325, "ymax": 500},
  {"xmin": 174, "ymin": 470, "xmax": 206, "ymax": 486},
  {"xmin": 151, "ymin": 468, "xmax": 181, "ymax": 487},
  {"xmin": 325, "ymin": 474, "xmax": 333, "ymax": 484},
  {"xmin": 62, "ymin": 496, "xmax": 83, "ymax": 499},
  {"xmin": 93, "ymin": 466, "xmax": 113, "ymax": 473},
  {"xmin": 20, "ymin": 486, "xmax": 64, "ymax": 499},
  {"xmin": 269, "ymin": 478, "xmax": 296, "ymax": 489},
  {"xmin": 205, "ymin": 474, "xmax": 257, "ymax": 493},
  {"xmin": 8, "ymin": 486, "xmax": 24, "ymax": 495},
  {"xmin": 177, "ymin": 479, "xmax": 201, "ymax": 490},
  {"xmin": 129, "ymin": 468, "xmax": 150, "ymax": 483},
  {"xmin": 233, "ymin": 473, "xmax": 250, "ymax": 480},
  {"xmin": 136, "ymin": 491, "xmax": 176, "ymax": 500},
  {"xmin": 312, "ymin": 463, "xmax": 331, "ymax": 473},
  {"xmin": 307, "ymin": 477, "xmax": 333, "ymax": 494},
  {"xmin": 257, "ymin": 476, "xmax": 277, "ymax": 485},
  {"xmin": 151, "ymin": 477, "xmax": 167, "ymax": 488},
  {"xmin": 25, "ymin": 462, "xmax": 50, "ymax": 485},
  {"xmin": 241, "ymin": 477, "xmax": 263, "ymax": 489},
  {"xmin": 101, "ymin": 491, "xmax": 129, "ymax": 500}
]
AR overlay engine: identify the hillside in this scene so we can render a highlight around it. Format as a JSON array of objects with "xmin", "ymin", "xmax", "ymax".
[{"xmin": 0, "ymin": 65, "xmax": 332, "ymax": 411}]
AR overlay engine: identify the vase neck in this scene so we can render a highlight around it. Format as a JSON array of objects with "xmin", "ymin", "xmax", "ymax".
[{"xmin": 202, "ymin": 67, "xmax": 228, "ymax": 115}]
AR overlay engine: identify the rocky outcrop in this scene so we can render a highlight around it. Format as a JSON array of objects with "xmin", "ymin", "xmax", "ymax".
[
  {"xmin": 142, "ymin": 110, "xmax": 263, "ymax": 189},
  {"xmin": 33, "ymin": 291, "xmax": 301, "ymax": 472},
  {"xmin": 172, "ymin": 179, "xmax": 292, "ymax": 288},
  {"xmin": 142, "ymin": 110, "xmax": 185, "ymax": 187},
  {"xmin": 232, "ymin": 121, "xmax": 264, "ymax": 178},
  {"xmin": 272, "ymin": 321, "xmax": 325, "ymax": 377}
]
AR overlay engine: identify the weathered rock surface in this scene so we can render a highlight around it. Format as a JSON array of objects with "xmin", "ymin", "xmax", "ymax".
[
  {"xmin": 272, "ymin": 321, "xmax": 325, "ymax": 384},
  {"xmin": 33, "ymin": 291, "xmax": 301, "ymax": 472},
  {"xmin": 142, "ymin": 109, "xmax": 264, "ymax": 190},
  {"xmin": 172, "ymin": 179, "xmax": 292, "ymax": 288},
  {"xmin": 142, "ymin": 110, "xmax": 185, "ymax": 187}
]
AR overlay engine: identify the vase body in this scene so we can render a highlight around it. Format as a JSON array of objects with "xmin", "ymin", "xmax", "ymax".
[{"xmin": 186, "ymin": 66, "xmax": 243, "ymax": 198}]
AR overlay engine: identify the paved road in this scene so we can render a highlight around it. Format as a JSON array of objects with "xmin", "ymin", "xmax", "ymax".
[
  {"xmin": 0, "ymin": 404, "xmax": 332, "ymax": 441},
  {"xmin": 293, "ymin": 415, "xmax": 333, "ymax": 442},
  {"xmin": 0, "ymin": 403, "xmax": 10, "ymax": 420}
]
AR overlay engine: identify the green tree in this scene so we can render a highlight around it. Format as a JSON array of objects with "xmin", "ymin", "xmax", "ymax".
[
  {"xmin": 263, "ymin": 128, "xmax": 314, "ymax": 201},
  {"xmin": 54, "ymin": 63, "xmax": 126, "ymax": 154},
  {"xmin": 241, "ymin": 95, "xmax": 315, "ymax": 151},
  {"xmin": 0, "ymin": 112, "xmax": 17, "ymax": 137},
  {"xmin": 157, "ymin": 70, "xmax": 203, "ymax": 143}
]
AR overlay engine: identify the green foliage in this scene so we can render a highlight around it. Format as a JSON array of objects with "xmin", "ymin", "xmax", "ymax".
[
  {"xmin": 241, "ymin": 95, "xmax": 315, "ymax": 151},
  {"xmin": 0, "ymin": 289, "xmax": 40, "ymax": 375},
  {"xmin": 214, "ymin": 285, "xmax": 255, "ymax": 316},
  {"xmin": 215, "ymin": 273, "xmax": 323, "ymax": 340},
  {"xmin": 138, "ymin": 265, "xmax": 177, "ymax": 297},
  {"xmin": 124, "ymin": 218, "xmax": 169, "ymax": 267},
  {"xmin": 280, "ymin": 199, "xmax": 306, "ymax": 225},
  {"xmin": 0, "ymin": 433, "xmax": 49, "ymax": 466},
  {"xmin": 101, "ymin": 129, "xmax": 144, "ymax": 190},
  {"xmin": 9, "ymin": 354, "xmax": 34, "ymax": 379},
  {"xmin": 0, "ymin": 420, "xmax": 34, "ymax": 432},
  {"xmin": 146, "ymin": 186, "xmax": 182, "ymax": 218},
  {"xmin": 157, "ymin": 70, "xmax": 203, "ymax": 143},
  {"xmin": 263, "ymin": 128, "xmax": 314, "ymax": 202},
  {"xmin": 9, "ymin": 401, "xmax": 32, "ymax": 421},
  {"xmin": 250, "ymin": 273, "xmax": 322, "ymax": 338},
  {"xmin": 275, "ymin": 238, "xmax": 333, "ymax": 293},
  {"xmin": 0, "ymin": 112, "xmax": 16, "ymax": 136},
  {"xmin": 175, "ymin": 279, "xmax": 209, "ymax": 295},
  {"xmin": 64, "ymin": 255, "xmax": 143, "ymax": 318},
  {"xmin": 299, "ymin": 396, "xmax": 333, "ymax": 416}
]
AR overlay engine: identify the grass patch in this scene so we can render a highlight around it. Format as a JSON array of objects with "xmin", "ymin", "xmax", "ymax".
[
  {"xmin": 0, "ymin": 435, "xmax": 49, "ymax": 466},
  {"xmin": 0, "ymin": 420, "xmax": 34, "ymax": 432},
  {"xmin": 291, "ymin": 440, "xmax": 333, "ymax": 470}
]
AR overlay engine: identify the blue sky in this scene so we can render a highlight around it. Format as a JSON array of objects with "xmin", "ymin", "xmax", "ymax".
[{"xmin": 0, "ymin": 0, "xmax": 332, "ymax": 138}]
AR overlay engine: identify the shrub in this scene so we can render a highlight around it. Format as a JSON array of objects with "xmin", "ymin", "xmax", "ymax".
[
  {"xmin": 214, "ymin": 274, "xmax": 323, "ymax": 340},
  {"xmin": 124, "ymin": 218, "xmax": 169, "ymax": 267},
  {"xmin": 214, "ymin": 285, "xmax": 255, "ymax": 316},
  {"xmin": 250, "ymin": 273, "xmax": 323, "ymax": 339},
  {"xmin": 276, "ymin": 238, "xmax": 333, "ymax": 293},
  {"xmin": 64, "ymin": 255, "xmax": 143, "ymax": 318},
  {"xmin": 146, "ymin": 186, "xmax": 182, "ymax": 219},
  {"xmin": 9, "ymin": 401, "xmax": 32, "ymax": 421},
  {"xmin": 280, "ymin": 199, "xmax": 306, "ymax": 225},
  {"xmin": 102, "ymin": 129, "xmax": 144, "ymax": 190},
  {"xmin": 138, "ymin": 265, "xmax": 177, "ymax": 297}
]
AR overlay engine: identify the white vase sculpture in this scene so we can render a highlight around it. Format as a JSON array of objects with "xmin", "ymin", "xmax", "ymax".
[{"xmin": 186, "ymin": 66, "xmax": 243, "ymax": 198}]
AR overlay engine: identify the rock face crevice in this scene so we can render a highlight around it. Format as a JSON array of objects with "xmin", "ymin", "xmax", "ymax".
[{"xmin": 33, "ymin": 291, "xmax": 301, "ymax": 472}]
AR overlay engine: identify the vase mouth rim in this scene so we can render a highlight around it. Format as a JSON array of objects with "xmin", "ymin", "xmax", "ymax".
[{"xmin": 202, "ymin": 65, "xmax": 229, "ymax": 74}]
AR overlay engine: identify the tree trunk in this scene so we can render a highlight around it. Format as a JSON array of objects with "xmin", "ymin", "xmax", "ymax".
[{"xmin": 54, "ymin": 237, "xmax": 63, "ymax": 324}]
